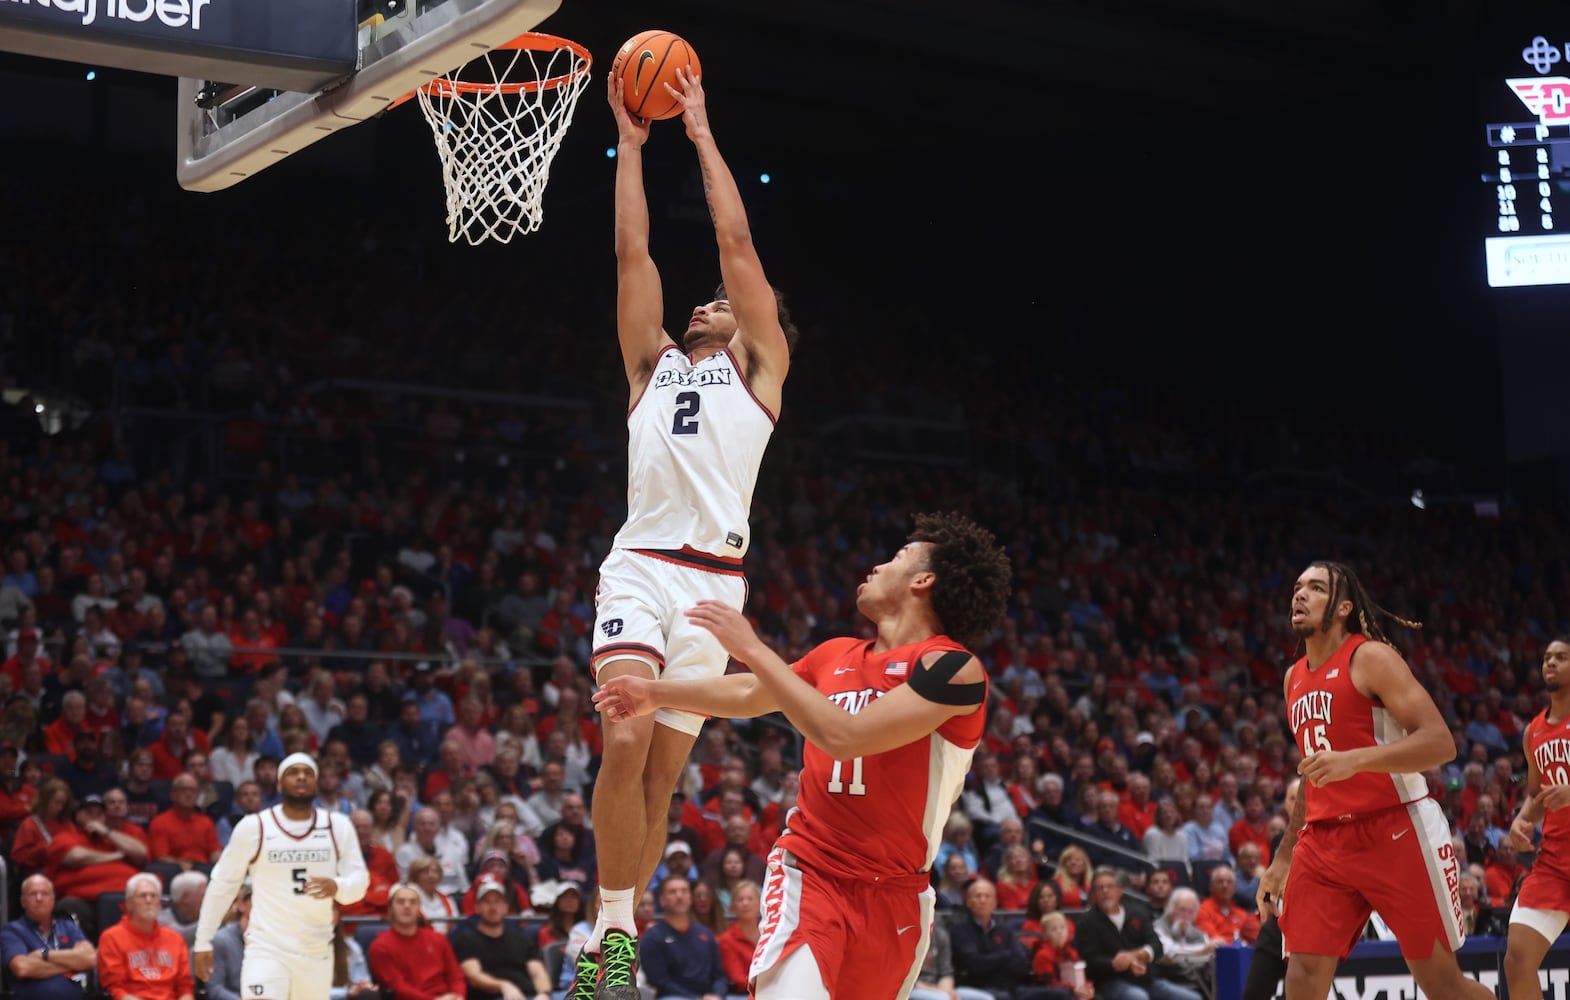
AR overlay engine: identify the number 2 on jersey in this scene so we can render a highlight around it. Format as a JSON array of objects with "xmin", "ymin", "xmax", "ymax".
[
  {"xmin": 827, "ymin": 757, "xmax": 867, "ymax": 796},
  {"xmin": 671, "ymin": 391, "xmax": 700, "ymax": 435}
]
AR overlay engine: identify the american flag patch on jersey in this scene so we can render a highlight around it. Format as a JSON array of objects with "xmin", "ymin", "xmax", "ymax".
[
  {"xmin": 886, "ymin": 661, "xmax": 909, "ymax": 677},
  {"xmin": 1327, "ymin": 669, "xmax": 1339, "ymax": 679}
]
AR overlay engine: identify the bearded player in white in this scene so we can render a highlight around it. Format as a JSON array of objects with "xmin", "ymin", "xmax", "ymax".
[{"xmin": 191, "ymin": 753, "xmax": 369, "ymax": 998}]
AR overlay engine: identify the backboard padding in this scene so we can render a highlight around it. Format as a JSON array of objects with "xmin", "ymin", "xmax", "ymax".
[{"xmin": 176, "ymin": 0, "xmax": 560, "ymax": 192}]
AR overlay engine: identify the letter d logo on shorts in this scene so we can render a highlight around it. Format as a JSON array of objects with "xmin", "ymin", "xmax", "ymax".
[{"xmin": 601, "ymin": 619, "xmax": 623, "ymax": 638}]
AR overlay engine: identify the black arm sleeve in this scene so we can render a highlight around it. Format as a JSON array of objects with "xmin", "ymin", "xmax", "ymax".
[{"xmin": 906, "ymin": 651, "xmax": 987, "ymax": 707}]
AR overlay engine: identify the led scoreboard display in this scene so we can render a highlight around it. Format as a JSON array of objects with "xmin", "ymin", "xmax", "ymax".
[{"xmin": 1484, "ymin": 35, "xmax": 1570, "ymax": 287}]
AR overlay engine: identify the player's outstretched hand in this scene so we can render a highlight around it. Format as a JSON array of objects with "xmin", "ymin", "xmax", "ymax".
[
  {"xmin": 1510, "ymin": 814, "xmax": 1538, "ymax": 851},
  {"xmin": 606, "ymin": 74, "xmax": 650, "ymax": 148},
  {"xmin": 193, "ymin": 950, "xmax": 213, "ymax": 982},
  {"xmin": 1539, "ymin": 785, "xmax": 1570, "ymax": 812},
  {"xmin": 663, "ymin": 66, "xmax": 710, "ymax": 142},
  {"xmin": 303, "ymin": 876, "xmax": 338, "ymax": 899},
  {"xmin": 1256, "ymin": 859, "xmax": 1289, "ymax": 919},
  {"xmin": 593, "ymin": 676, "xmax": 657, "ymax": 723},
  {"xmin": 686, "ymin": 600, "xmax": 764, "ymax": 663},
  {"xmin": 1297, "ymin": 750, "xmax": 1357, "ymax": 787}
]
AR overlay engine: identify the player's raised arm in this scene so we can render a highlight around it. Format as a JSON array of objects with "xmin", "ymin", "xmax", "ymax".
[
  {"xmin": 1298, "ymin": 642, "xmax": 1453, "ymax": 787},
  {"xmin": 608, "ymin": 73, "xmax": 671, "ymax": 391},
  {"xmin": 194, "ymin": 812, "xmax": 260, "ymax": 956},
  {"xmin": 684, "ymin": 601, "xmax": 982, "ymax": 759},
  {"xmin": 666, "ymin": 68, "xmax": 790, "ymax": 388},
  {"xmin": 593, "ymin": 670, "xmax": 779, "ymax": 723}
]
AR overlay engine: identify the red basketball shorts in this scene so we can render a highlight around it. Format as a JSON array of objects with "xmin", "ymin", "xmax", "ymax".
[
  {"xmin": 1511, "ymin": 850, "xmax": 1570, "ymax": 942},
  {"xmin": 750, "ymin": 846, "xmax": 933, "ymax": 999},
  {"xmin": 1279, "ymin": 797, "xmax": 1464, "ymax": 961}
]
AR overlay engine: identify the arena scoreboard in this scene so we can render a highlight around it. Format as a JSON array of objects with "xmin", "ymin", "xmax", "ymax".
[{"xmin": 1484, "ymin": 34, "xmax": 1570, "ymax": 287}]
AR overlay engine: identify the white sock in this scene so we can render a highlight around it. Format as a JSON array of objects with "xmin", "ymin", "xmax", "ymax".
[
  {"xmin": 594, "ymin": 886, "xmax": 637, "ymax": 946},
  {"xmin": 584, "ymin": 906, "xmax": 608, "ymax": 954}
]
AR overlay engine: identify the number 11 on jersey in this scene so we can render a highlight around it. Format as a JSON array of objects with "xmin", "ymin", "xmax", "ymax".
[{"xmin": 827, "ymin": 757, "xmax": 866, "ymax": 795}]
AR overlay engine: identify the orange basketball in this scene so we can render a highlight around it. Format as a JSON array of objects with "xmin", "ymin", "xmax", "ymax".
[{"xmin": 611, "ymin": 30, "xmax": 701, "ymax": 121}]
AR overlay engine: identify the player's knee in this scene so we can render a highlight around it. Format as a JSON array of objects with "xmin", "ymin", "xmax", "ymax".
[
  {"xmin": 1285, "ymin": 956, "xmax": 1331, "ymax": 995},
  {"xmin": 1409, "ymin": 950, "xmax": 1475, "ymax": 996},
  {"xmin": 601, "ymin": 713, "xmax": 655, "ymax": 756},
  {"xmin": 1505, "ymin": 941, "xmax": 1543, "ymax": 980}
]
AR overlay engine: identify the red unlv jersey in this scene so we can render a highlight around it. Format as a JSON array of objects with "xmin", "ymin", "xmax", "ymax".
[
  {"xmin": 775, "ymin": 635, "xmax": 986, "ymax": 885},
  {"xmin": 1527, "ymin": 709, "xmax": 1570, "ymax": 879},
  {"xmin": 1287, "ymin": 634, "xmax": 1427, "ymax": 823}
]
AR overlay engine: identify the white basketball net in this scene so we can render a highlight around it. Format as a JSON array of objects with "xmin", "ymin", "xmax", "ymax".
[{"xmin": 415, "ymin": 37, "xmax": 591, "ymax": 245}]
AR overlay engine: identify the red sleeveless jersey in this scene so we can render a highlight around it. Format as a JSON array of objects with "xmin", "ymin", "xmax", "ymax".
[
  {"xmin": 1287, "ymin": 634, "xmax": 1427, "ymax": 823},
  {"xmin": 775, "ymin": 635, "xmax": 986, "ymax": 886},
  {"xmin": 1527, "ymin": 708, "xmax": 1570, "ymax": 879}
]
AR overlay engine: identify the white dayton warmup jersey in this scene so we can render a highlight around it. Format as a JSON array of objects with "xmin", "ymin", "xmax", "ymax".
[
  {"xmin": 612, "ymin": 344, "xmax": 775, "ymax": 559},
  {"xmin": 195, "ymin": 806, "xmax": 368, "ymax": 961}
]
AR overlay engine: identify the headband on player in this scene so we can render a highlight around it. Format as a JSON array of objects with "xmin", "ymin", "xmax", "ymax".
[{"xmin": 279, "ymin": 752, "xmax": 318, "ymax": 778}]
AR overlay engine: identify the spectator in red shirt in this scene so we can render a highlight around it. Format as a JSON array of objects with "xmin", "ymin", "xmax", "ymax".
[
  {"xmin": 1486, "ymin": 836, "xmax": 1524, "ymax": 906},
  {"xmin": 367, "ymin": 884, "xmax": 466, "ymax": 1000},
  {"xmin": 343, "ymin": 808, "xmax": 402, "ymax": 919},
  {"xmin": 717, "ymin": 879, "xmax": 761, "ymax": 995},
  {"xmin": 83, "ymin": 676, "xmax": 121, "ymax": 735},
  {"xmin": 42, "ymin": 691, "xmax": 90, "ymax": 759},
  {"xmin": 97, "ymin": 872, "xmax": 195, "ymax": 1000},
  {"xmin": 1007, "ymin": 753, "xmax": 1042, "ymax": 817},
  {"xmin": 228, "ymin": 609, "xmax": 280, "ymax": 675},
  {"xmin": 104, "ymin": 591, "xmax": 146, "ymax": 643},
  {"xmin": 11, "ymin": 778, "xmax": 73, "ymax": 876},
  {"xmin": 1031, "ymin": 912, "xmax": 1093, "ymax": 999},
  {"xmin": 47, "ymin": 795, "xmax": 143, "ymax": 907},
  {"xmin": 994, "ymin": 844, "xmax": 1040, "ymax": 911},
  {"xmin": 531, "ymin": 588, "xmax": 586, "ymax": 659},
  {"xmin": 0, "ymin": 743, "xmax": 33, "ymax": 837},
  {"xmin": 101, "ymin": 787, "xmax": 151, "ymax": 855},
  {"xmin": 147, "ymin": 773, "xmax": 222, "ymax": 875},
  {"xmin": 1, "ymin": 630, "xmax": 50, "ymax": 691},
  {"xmin": 421, "ymin": 740, "xmax": 467, "ymax": 803},
  {"xmin": 1227, "ymin": 789, "xmax": 1273, "ymax": 865},
  {"xmin": 534, "ymin": 687, "xmax": 603, "ymax": 759},
  {"xmin": 147, "ymin": 711, "xmax": 210, "ymax": 781},
  {"xmin": 1117, "ymin": 772, "xmax": 1159, "ymax": 840},
  {"xmin": 1194, "ymin": 865, "xmax": 1260, "ymax": 945}
]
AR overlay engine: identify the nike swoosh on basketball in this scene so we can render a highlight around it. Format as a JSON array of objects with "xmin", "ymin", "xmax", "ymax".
[
  {"xmin": 1391, "ymin": 829, "xmax": 1409, "ymax": 841},
  {"xmin": 634, "ymin": 50, "xmax": 654, "ymax": 95},
  {"xmin": 897, "ymin": 925, "xmax": 918, "ymax": 935}
]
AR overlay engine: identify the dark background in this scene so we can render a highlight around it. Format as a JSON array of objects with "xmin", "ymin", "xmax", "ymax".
[{"xmin": 3, "ymin": 0, "xmax": 1570, "ymax": 507}]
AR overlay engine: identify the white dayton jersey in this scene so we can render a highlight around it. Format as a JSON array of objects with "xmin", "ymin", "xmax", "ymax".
[
  {"xmin": 612, "ymin": 344, "xmax": 776, "ymax": 559},
  {"xmin": 194, "ymin": 806, "xmax": 368, "ymax": 961}
]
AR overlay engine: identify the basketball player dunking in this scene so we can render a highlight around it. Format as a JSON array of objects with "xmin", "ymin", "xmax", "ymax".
[
  {"xmin": 595, "ymin": 512, "xmax": 1011, "ymax": 1000},
  {"xmin": 192, "ymin": 753, "xmax": 369, "ymax": 999},
  {"xmin": 580, "ymin": 66, "xmax": 798, "ymax": 1000},
  {"xmin": 1257, "ymin": 562, "xmax": 1492, "ymax": 1000},
  {"xmin": 1503, "ymin": 636, "xmax": 1570, "ymax": 1000}
]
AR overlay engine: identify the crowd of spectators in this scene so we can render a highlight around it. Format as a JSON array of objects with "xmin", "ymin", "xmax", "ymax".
[{"xmin": 0, "ymin": 157, "xmax": 1566, "ymax": 1000}]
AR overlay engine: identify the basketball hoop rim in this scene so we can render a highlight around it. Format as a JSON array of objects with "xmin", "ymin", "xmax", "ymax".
[{"xmin": 421, "ymin": 31, "xmax": 592, "ymax": 97}]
